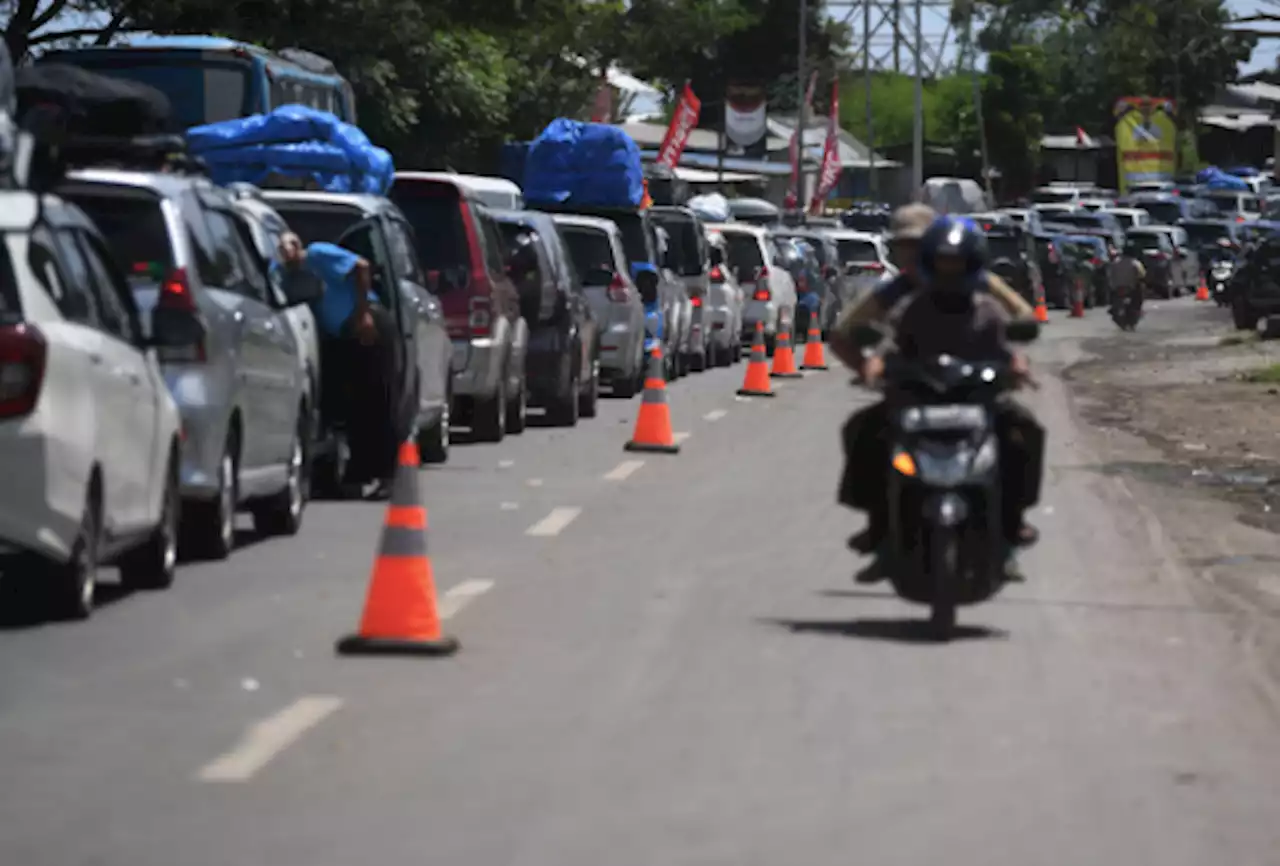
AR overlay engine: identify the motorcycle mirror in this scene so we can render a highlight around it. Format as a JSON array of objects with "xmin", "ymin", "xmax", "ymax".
[{"xmin": 1006, "ymin": 320, "xmax": 1040, "ymax": 343}]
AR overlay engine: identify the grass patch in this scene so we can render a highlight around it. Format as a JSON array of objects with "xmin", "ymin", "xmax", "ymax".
[
  {"xmin": 1221, "ymin": 332, "xmax": 1261, "ymax": 347},
  {"xmin": 1244, "ymin": 363, "xmax": 1280, "ymax": 383}
]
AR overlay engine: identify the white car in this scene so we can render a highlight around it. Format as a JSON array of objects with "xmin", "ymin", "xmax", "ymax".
[
  {"xmin": 706, "ymin": 222, "xmax": 797, "ymax": 354},
  {"xmin": 1099, "ymin": 207, "xmax": 1152, "ymax": 230},
  {"xmin": 0, "ymin": 192, "xmax": 196, "ymax": 619},
  {"xmin": 826, "ymin": 229, "xmax": 898, "ymax": 298}
]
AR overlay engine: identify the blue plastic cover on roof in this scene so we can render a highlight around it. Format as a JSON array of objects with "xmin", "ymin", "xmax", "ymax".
[
  {"xmin": 523, "ymin": 118, "xmax": 643, "ymax": 209},
  {"xmin": 185, "ymin": 104, "xmax": 393, "ymax": 194},
  {"xmin": 1195, "ymin": 166, "xmax": 1249, "ymax": 190}
]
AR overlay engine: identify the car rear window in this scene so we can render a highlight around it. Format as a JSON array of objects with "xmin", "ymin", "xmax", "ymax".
[
  {"xmin": 723, "ymin": 233, "xmax": 764, "ymax": 271},
  {"xmin": 389, "ymin": 193, "xmax": 470, "ymax": 271},
  {"xmin": 1134, "ymin": 201, "xmax": 1182, "ymax": 225},
  {"xmin": 1127, "ymin": 233, "xmax": 1163, "ymax": 250},
  {"xmin": 270, "ymin": 206, "xmax": 361, "ymax": 246},
  {"xmin": 560, "ymin": 227, "xmax": 615, "ymax": 275},
  {"xmin": 987, "ymin": 236, "xmax": 1022, "ymax": 261},
  {"xmin": 0, "ymin": 239, "xmax": 19, "ymax": 324},
  {"xmin": 836, "ymin": 239, "xmax": 878, "ymax": 263},
  {"xmin": 778, "ymin": 234, "xmax": 831, "ymax": 266},
  {"xmin": 613, "ymin": 214, "xmax": 649, "ymax": 266},
  {"xmin": 649, "ymin": 214, "xmax": 704, "ymax": 276},
  {"xmin": 60, "ymin": 191, "xmax": 172, "ymax": 278}
]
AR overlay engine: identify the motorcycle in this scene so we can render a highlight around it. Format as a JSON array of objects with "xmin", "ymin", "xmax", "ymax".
[
  {"xmin": 1207, "ymin": 256, "xmax": 1235, "ymax": 307},
  {"xmin": 1109, "ymin": 287, "xmax": 1142, "ymax": 331},
  {"xmin": 850, "ymin": 320, "xmax": 1039, "ymax": 640}
]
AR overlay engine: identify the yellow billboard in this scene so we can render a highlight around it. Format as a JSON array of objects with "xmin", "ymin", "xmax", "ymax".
[{"xmin": 1114, "ymin": 97, "xmax": 1177, "ymax": 194}]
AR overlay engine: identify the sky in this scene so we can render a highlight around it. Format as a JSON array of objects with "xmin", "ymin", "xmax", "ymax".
[{"xmin": 1229, "ymin": 0, "xmax": 1280, "ymax": 71}]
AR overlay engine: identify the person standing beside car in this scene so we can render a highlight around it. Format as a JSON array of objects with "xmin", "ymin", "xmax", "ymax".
[{"xmin": 278, "ymin": 232, "xmax": 400, "ymax": 499}]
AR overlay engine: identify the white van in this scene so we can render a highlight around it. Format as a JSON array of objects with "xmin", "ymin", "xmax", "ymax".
[{"xmin": 411, "ymin": 172, "xmax": 523, "ymax": 210}]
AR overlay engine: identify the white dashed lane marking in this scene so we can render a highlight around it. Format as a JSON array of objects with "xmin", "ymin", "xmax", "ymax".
[
  {"xmin": 672, "ymin": 432, "xmax": 692, "ymax": 444},
  {"xmin": 604, "ymin": 460, "xmax": 645, "ymax": 481},
  {"xmin": 526, "ymin": 507, "xmax": 582, "ymax": 537},
  {"xmin": 196, "ymin": 696, "xmax": 343, "ymax": 783},
  {"xmin": 438, "ymin": 580, "xmax": 495, "ymax": 619},
  {"xmin": 703, "ymin": 409, "xmax": 728, "ymax": 422}
]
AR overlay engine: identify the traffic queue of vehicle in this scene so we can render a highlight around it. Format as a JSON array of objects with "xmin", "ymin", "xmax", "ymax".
[{"xmin": 0, "ymin": 59, "xmax": 892, "ymax": 623}]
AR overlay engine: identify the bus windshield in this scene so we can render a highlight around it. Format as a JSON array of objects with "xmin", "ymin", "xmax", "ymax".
[{"xmin": 44, "ymin": 52, "xmax": 251, "ymax": 129}]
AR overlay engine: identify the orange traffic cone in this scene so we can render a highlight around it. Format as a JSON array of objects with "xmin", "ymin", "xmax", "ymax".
[
  {"xmin": 1196, "ymin": 275, "xmax": 1210, "ymax": 301},
  {"xmin": 624, "ymin": 346, "xmax": 680, "ymax": 454},
  {"xmin": 1034, "ymin": 283, "xmax": 1049, "ymax": 324},
  {"xmin": 336, "ymin": 441, "xmax": 458, "ymax": 657},
  {"xmin": 770, "ymin": 324, "xmax": 803, "ymax": 379},
  {"xmin": 737, "ymin": 321, "xmax": 775, "ymax": 397},
  {"xmin": 802, "ymin": 317, "xmax": 828, "ymax": 370},
  {"xmin": 1069, "ymin": 277, "xmax": 1085, "ymax": 318}
]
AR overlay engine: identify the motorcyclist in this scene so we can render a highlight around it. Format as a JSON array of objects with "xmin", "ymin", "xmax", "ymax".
[
  {"xmin": 1107, "ymin": 242, "xmax": 1147, "ymax": 316},
  {"xmin": 837, "ymin": 214, "xmax": 1044, "ymax": 583},
  {"xmin": 831, "ymin": 205, "xmax": 1043, "ymax": 567}
]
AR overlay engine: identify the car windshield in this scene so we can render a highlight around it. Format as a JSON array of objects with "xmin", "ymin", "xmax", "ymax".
[
  {"xmin": 60, "ymin": 190, "xmax": 173, "ymax": 282},
  {"xmin": 836, "ymin": 239, "xmax": 878, "ymax": 263},
  {"xmin": 1127, "ymin": 233, "xmax": 1164, "ymax": 251},
  {"xmin": 1134, "ymin": 201, "xmax": 1182, "ymax": 225},
  {"xmin": 723, "ymin": 232, "xmax": 764, "ymax": 274},
  {"xmin": 612, "ymin": 213, "xmax": 649, "ymax": 266}
]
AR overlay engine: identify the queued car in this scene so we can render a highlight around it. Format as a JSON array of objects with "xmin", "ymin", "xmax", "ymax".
[
  {"xmin": 648, "ymin": 205, "xmax": 713, "ymax": 372},
  {"xmin": 702, "ymin": 231, "xmax": 745, "ymax": 366},
  {"xmin": 554, "ymin": 214, "xmax": 649, "ymax": 395},
  {"xmin": 1134, "ymin": 224, "xmax": 1199, "ymax": 294},
  {"xmin": 771, "ymin": 228, "xmax": 845, "ymax": 336},
  {"xmin": 1128, "ymin": 192, "xmax": 1214, "ymax": 225},
  {"xmin": 1099, "ymin": 206, "xmax": 1151, "ymax": 230},
  {"xmin": 984, "ymin": 224, "xmax": 1042, "ymax": 306},
  {"xmin": 389, "ymin": 172, "xmax": 528, "ymax": 443},
  {"xmin": 491, "ymin": 209, "xmax": 600, "ymax": 426},
  {"xmin": 1198, "ymin": 189, "xmax": 1262, "ymax": 223},
  {"xmin": 707, "ymin": 221, "xmax": 798, "ymax": 355},
  {"xmin": 1122, "ymin": 228, "xmax": 1179, "ymax": 298},
  {"xmin": 0, "ymin": 188, "xmax": 201, "ymax": 619},
  {"xmin": 62, "ymin": 168, "xmax": 316, "ymax": 559},
  {"xmin": 1042, "ymin": 210, "xmax": 1125, "ymax": 250}
]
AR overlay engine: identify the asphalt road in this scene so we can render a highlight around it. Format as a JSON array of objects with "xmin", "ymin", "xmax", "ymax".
[{"xmin": 3, "ymin": 306, "xmax": 1280, "ymax": 865}]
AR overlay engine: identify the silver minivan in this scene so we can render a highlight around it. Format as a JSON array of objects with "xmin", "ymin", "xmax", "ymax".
[
  {"xmin": 648, "ymin": 206, "xmax": 714, "ymax": 372},
  {"xmin": 61, "ymin": 169, "xmax": 314, "ymax": 561}
]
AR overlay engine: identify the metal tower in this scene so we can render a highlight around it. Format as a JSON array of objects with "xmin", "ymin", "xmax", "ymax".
[{"xmin": 827, "ymin": 0, "xmax": 965, "ymax": 77}]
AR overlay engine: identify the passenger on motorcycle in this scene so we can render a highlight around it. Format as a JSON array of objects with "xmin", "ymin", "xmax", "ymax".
[
  {"xmin": 837, "ymin": 215, "xmax": 1046, "ymax": 584},
  {"xmin": 1106, "ymin": 243, "xmax": 1147, "ymax": 313}
]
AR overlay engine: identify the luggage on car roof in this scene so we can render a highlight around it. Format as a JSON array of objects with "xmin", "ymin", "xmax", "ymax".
[{"xmin": 17, "ymin": 63, "xmax": 175, "ymax": 137}]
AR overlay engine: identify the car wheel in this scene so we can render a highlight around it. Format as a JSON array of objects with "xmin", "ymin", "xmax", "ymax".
[
  {"xmin": 311, "ymin": 433, "xmax": 350, "ymax": 500},
  {"xmin": 579, "ymin": 356, "xmax": 600, "ymax": 418},
  {"xmin": 252, "ymin": 414, "xmax": 307, "ymax": 537},
  {"xmin": 47, "ymin": 483, "xmax": 101, "ymax": 620},
  {"xmin": 182, "ymin": 436, "xmax": 237, "ymax": 561},
  {"xmin": 120, "ymin": 452, "xmax": 179, "ymax": 591},
  {"xmin": 473, "ymin": 376, "xmax": 507, "ymax": 443},
  {"xmin": 506, "ymin": 374, "xmax": 528, "ymax": 434},
  {"xmin": 419, "ymin": 388, "xmax": 451, "ymax": 464},
  {"xmin": 548, "ymin": 364, "xmax": 580, "ymax": 427}
]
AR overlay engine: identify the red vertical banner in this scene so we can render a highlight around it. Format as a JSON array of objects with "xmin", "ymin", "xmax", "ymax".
[
  {"xmin": 785, "ymin": 72, "xmax": 818, "ymax": 209},
  {"xmin": 656, "ymin": 82, "xmax": 702, "ymax": 169},
  {"xmin": 809, "ymin": 79, "xmax": 842, "ymax": 214},
  {"xmin": 590, "ymin": 73, "xmax": 613, "ymax": 123}
]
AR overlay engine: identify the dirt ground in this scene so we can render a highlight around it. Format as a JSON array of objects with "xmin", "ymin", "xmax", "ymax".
[{"xmin": 1061, "ymin": 302, "xmax": 1280, "ymax": 695}]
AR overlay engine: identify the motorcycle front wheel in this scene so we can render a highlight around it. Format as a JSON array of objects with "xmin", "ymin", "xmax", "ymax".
[{"xmin": 928, "ymin": 528, "xmax": 959, "ymax": 641}]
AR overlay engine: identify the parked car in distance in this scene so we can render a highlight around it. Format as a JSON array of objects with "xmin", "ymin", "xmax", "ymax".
[
  {"xmin": 701, "ymin": 231, "xmax": 745, "ymax": 365},
  {"xmin": 1099, "ymin": 207, "xmax": 1152, "ymax": 230},
  {"xmin": 0, "ymin": 190, "xmax": 197, "ymax": 619},
  {"xmin": 1128, "ymin": 193, "xmax": 1214, "ymax": 225},
  {"xmin": 1041, "ymin": 210, "xmax": 1125, "ymax": 250},
  {"xmin": 63, "ymin": 168, "xmax": 314, "ymax": 559},
  {"xmin": 984, "ymin": 224, "xmax": 1042, "ymax": 306},
  {"xmin": 1197, "ymin": 189, "xmax": 1262, "ymax": 223},
  {"xmin": 827, "ymin": 229, "xmax": 895, "ymax": 304},
  {"xmin": 1032, "ymin": 202, "xmax": 1078, "ymax": 220},
  {"xmin": 389, "ymin": 172, "xmax": 527, "ymax": 444},
  {"xmin": 648, "ymin": 205, "xmax": 713, "ymax": 372},
  {"xmin": 1122, "ymin": 228, "xmax": 1179, "ymax": 298},
  {"xmin": 491, "ymin": 209, "xmax": 599, "ymax": 426},
  {"xmin": 707, "ymin": 222, "xmax": 797, "ymax": 354},
  {"xmin": 1179, "ymin": 219, "xmax": 1242, "ymax": 272},
  {"xmin": 1133, "ymin": 224, "xmax": 1199, "ymax": 294},
  {"xmin": 553, "ymin": 214, "xmax": 649, "ymax": 395}
]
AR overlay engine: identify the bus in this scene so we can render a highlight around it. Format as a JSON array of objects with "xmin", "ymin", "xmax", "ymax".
[{"xmin": 39, "ymin": 35, "xmax": 357, "ymax": 130}]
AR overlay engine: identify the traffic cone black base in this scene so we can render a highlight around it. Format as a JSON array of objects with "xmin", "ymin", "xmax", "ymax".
[
  {"xmin": 737, "ymin": 388, "xmax": 777, "ymax": 397},
  {"xmin": 625, "ymin": 440, "xmax": 680, "ymax": 454},
  {"xmin": 336, "ymin": 634, "xmax": 460, "ymax": 656},
  {"xmin": 770, "ymin": 371, "xmax": 804, "ymax": 379}
]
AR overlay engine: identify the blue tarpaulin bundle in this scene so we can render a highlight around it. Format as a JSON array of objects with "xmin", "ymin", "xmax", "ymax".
[
  {"xmin": 1195, "ymin": 166, "xmax": 1250, "ymax": 190},
  {"xmin": 523, "ymin": 118, "xmax": 644, "ymax": 209},
  {"xmin": 185, "ymin": 104, "xmax": 393, "ymax": 195}
]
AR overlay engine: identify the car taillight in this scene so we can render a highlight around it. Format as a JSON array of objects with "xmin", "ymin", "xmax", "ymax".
[
  {"xmin": 691, "ymin": 296, "xmax": 703, "ymax": 308},
  {"xmin": 756, "ymin": 265, "xmax": 769, "ymax": 281},
  {"xmin": 0, "ymin": 324, "xmax": 47, "ymax": 419},
  {"xmin": 753, "ymin": 288, "xmax": 771, "ymax": 302},
  {"xmin": 156, "ymin": 268, "xmax": 207, "ymax": 363},
  {"xmin": 709, "ymin": 265, "xmax": 725, "ymax": 282},
  {"xmin": 1151, "ymin": 252, "xmax": 1167, "ymax": 261},
  {"xmin": 1090, "ymin": 257, "xmax": 1102, "ymax": 266},
  {"xmin": 863, "ymin": 262, "xmax": 885, "ymax": 272},
  {"xmin": 469, "ymin": 296, "xmax": 492, "ymax": 337},
  {"xmin": 606, "ymin": 274, "xmax": 630, "ymax": 303},
  {"xmin": 1237, "ymin": 215, "xmax": 1246, "ymax": 223}
]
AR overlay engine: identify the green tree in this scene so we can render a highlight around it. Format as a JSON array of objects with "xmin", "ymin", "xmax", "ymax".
[{"xmin": 979, "ymin": 45, "xmax": 1050, "ymax": 195}]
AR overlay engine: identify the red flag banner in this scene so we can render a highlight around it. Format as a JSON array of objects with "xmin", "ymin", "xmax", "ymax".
[
  {"xmin": 809, "ymin": 79, "xmax": 842, "ymax": 214},
  {"xmin": 656, "ymin": 82, "xmax": 702, "ymax": 169},
  {"xmin": 786, "ymin": 72, "xmax": 818, "ymax": 209}
]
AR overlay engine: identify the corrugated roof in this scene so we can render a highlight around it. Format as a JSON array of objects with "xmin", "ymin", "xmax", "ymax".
[
  {"xmin": 1227, "ymin": 82, "xmax": 1280, "ymax": 105},
  {"xmin": 1201, "ymin": 113, "xmax": 1273, "ymax": 131}
]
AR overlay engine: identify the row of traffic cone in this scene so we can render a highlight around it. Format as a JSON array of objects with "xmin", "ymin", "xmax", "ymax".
[{"xmin": 335, "ymin": 316, "xmax": 834, "ymax": 661}]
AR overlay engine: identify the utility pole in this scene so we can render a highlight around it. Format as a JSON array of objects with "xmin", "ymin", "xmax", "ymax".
[
  {"xmin": 912, "ymin": 0, "xmax": 924, "ymax": 193},
  {"xmin": 797, "ymin": 0, "xmax": 808, "ymax": 211},
  {"xmin": 864, "ymin": 0, "xmax": 877, "ymax": 199}
]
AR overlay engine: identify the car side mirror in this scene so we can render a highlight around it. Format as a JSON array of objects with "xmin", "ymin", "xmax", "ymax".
[
  {"xmin": 1006, "ymin": 320, "xmax": 1040, "ymax": 343},
  {"xmin": 150, "ymin": 306, "xmax": 207, "ymax": 348},
  {"xmin": 279, "ymin": 268, "xmax": 323, "ymax": 307}
]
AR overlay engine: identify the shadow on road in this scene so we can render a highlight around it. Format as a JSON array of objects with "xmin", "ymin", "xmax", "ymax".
[{"xmin": 762, "ymin": 616, "xmax": 1007, "ymax": 643}]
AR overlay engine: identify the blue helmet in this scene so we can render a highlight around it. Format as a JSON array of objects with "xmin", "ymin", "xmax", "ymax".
[{"xmin": 918, "ymin": 215, "xmax": 987, "ymax": 292}]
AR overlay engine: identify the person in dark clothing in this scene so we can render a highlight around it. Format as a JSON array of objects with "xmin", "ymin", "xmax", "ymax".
[
  {"xmin": 280, "ymin": 233, "xmax": 401, "ymax": 499},
  {"xmin": 838, "ymin": 215, "xmax": 1046, "ymax": 583}
]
